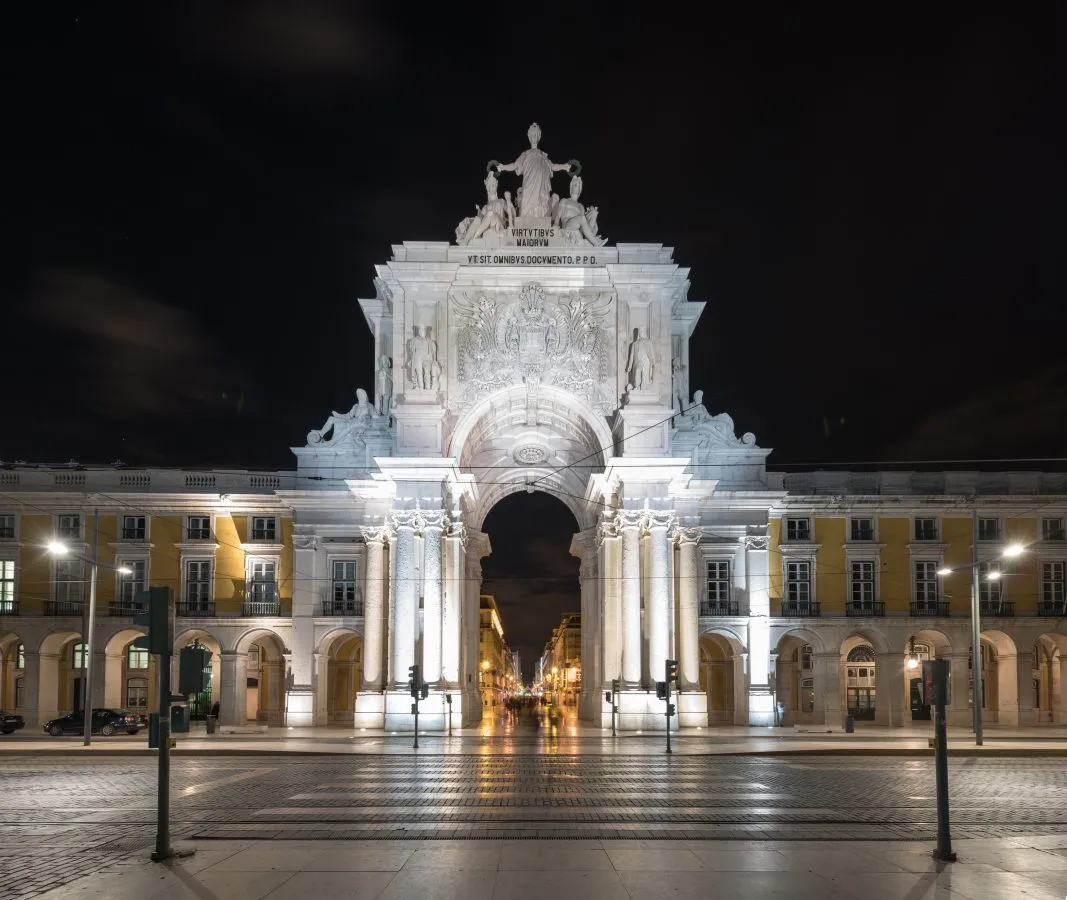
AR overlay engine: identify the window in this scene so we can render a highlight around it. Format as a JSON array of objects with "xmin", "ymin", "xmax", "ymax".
[
  {"xmin": 14, "ymin": 677, "xmax": 23, "ymax": 709},
  {"xmin": 979, "ymin": 561, "xmax": 1003, "ymax": 605},
  {"xmin": 786, "ymin": 518, "xmax": 810, "ymax": 541},
  {"xmin": 16, "ymin": 642, "xmax": 24, "ymax": 669},
  {"xmin": 1042, "ymin": 518, "xmax": 1066, "ymax": 541},
  {"xmin": 706, "ymin": 561, "xmax": 730, "ymax": 603},
  {"xmin": 126, "ymin": 643, "xmax": 149, "ymax": 669},
  {"xmin": 914, "ymin": 561, "xmax": 939, "ymax": 606},
  {"xmin": 57, "ymin": 515, "xmax": 81, "ymax": 539},
  {"xmin": 54, "ymin": 558, "xmax": 84, "ymax": 605},
  {"xmin": 332, "ymin": 560, "xmax": 358, "ymax": 611},
  {"xmin": 1043, "ymin": 562, "xmax": 1065, "ymax": 608},
  {"xmin": 914, "ymin": 519, "xmax": 938, "ymax": 541},
  {"xmin": 847, "ymin": 644, "xmax": 876, "ymax": 663},
  {"xmin": 187, "ymin": 516, "xmax": 211, "ymax": 541},
  {"xmin": 850, "ymin": 561, "xmax": 875, "ymax": 606},
  {"xmin": 185, "ymin": 560, "xmax": 212, "ymax": 608},
  {"xmin": 785, "ymin": 561, "xmax": 811, "ymax": 608},
  {"xmin": 0, "ymin": 559, "xmax": 14, "ymax": 612},
  {"xmin": 251, "ymin": 517, "xmax": 277, "ymax": 541},
  {"xmin": 117, "ymin": 560, "xmax": 147, "ymax": 607},
  {"xmin": 249, "ymin": 560, "xmax": 276, "ymax": 603},
  {"xmin": 0, "ymin": 515, "xmax": 14, "ymax": 539},
  {"xmin": 121, "ymin": 515, "xmax": 146, "ymax": 540},
  {"xmin": 72, "ymin": 642, "xmax": 87, "ymax": 669},
  {"xmin": 850, "ymin": 518, "xmax": 875, "ymax": 541},
  {"xmin": 977, "ymin": 518, "xmax": 1001, "ymax": 541},
  {"xmin": 126, "ymin": 677, "xmax": 148, "ymax": 709}
]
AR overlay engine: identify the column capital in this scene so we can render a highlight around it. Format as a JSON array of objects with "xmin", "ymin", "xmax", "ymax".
[
  {"xmin": 360, "ymin": 525, "xmax": 392, "ymax": 545},
  {"xmin": 644, "ymin": 511, "xmax": 675, "ymax": 532},
  {"xmin": 615, "ymin": 510, "xmax": 645, "ymax": 531},
  {"xmin": 596, "ymin": 515, "xmax": 620, "ymax": 548},
  {"xmin": 673, "ymin": 525, "xmax": 702, "ymax": 546},
  {"xmin": 421, "ymin": 510, "xmax": 447, "ymax": 531},
  {"xmin": 392, "ymin": 510, "xmax": 422, "ymax": 530},
  {"xmin": 293, "ymin": 534, "xmax": 319, "ymax": 552},
  {"xmin": 743, "ymin": 535, "xmax": 769, "ymax": 551}
]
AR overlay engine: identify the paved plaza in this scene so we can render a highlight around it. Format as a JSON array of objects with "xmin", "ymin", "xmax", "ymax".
[{"xmin": 1, "ymin": 751, "xmax": 1067, "ymax": 898}]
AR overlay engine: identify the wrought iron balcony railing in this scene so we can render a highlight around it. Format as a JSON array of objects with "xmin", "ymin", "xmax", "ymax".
[
  {"xmin": 699, "ymin": 600, "xmax": 740, "ymax": 616},
  {"xmin": 979, "ymin": 600, "xmax": 1015, "ymax": 617},
  {"xmin": 846, "ymin": 601, "xmax": 886, "ymax": 617},
  {"xmin": 778, "ymin": 602, "xmax": 821, "ymax": 618},
  {"xmin": 45, "ymin": 600, "xmax": 83, "ymax": 616},
  {"xmin": 321, "ymin": 600, "xmax": 364, "ymax": 617},
  {"xmin": 1039, "ymin": 600, "xmax": 1067, "ymax": 617},
  {"xmin": 177, "ymin": 601, "xmax": 216, "ymax": 617},
  {"xmin": 242, "ymin": 599, "xmax": 282, "ymax": 617},
  {"xmin": 910, "ymin": 601, "xmax": 951, "ymax": 617},
  {"xmin": 107, "ymin": 602, "xmax": 146, "ymax": 617},
  {"xmin": 0, "ymin": 602, "xmax": 18, "ymax": 616}
]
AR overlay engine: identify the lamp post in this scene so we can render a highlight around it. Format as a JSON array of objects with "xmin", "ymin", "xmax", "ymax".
[
  {"xmin": 936, "ymin": 509, "xmax": 1024, "ymax": 747},
  {"xmin": 48, "ymin": 509, "xmax": 132, "ymax": 747}
]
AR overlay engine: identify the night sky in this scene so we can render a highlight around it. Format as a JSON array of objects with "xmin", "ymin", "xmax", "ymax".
[{"xmin": 6, "ymin": 5, "xmax": 1063, "ymax": 678}]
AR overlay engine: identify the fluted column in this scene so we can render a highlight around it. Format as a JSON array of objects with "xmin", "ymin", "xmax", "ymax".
[
  {"xmin": 597, "ymin": 513, "xmax": 621, "ymax": 685},
  {"xmin": 391, "ymin": 511, "xmax": 419, "ymax": 688},
  {"xmin": 360, "ymin": 526, "xmax": 389, "ymax": 690},
  {"xmin": 619, "ymin": 511, "xmax": 643, "ymax": 687},
  {"xmin": 675, "ymin": 527, "xmax": 701, "ymax": 691},
  {"xmin": 647, "ymin": 513, "xmax": 674, "ymax": 683},
  {"xmin": 421, "ymin": 511, "xmax": 445, "ymax": 685},
  {"xmin": 441, "ymin": 516, "xmax": 465, "ymax": 687}
]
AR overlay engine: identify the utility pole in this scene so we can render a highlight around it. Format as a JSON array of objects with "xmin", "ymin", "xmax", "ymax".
[
  {"xmin": 657, "ymin": 660, "xmax": 678, "ymax": 754},
  {"xmin": 409, "ymin": 664, "xmax": 427, "ymax": 750}
]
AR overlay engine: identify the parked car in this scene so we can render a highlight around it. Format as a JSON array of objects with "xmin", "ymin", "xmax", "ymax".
[
  {"xmin": 42, "ymin": 709, "xmax": 143, "ymax": 737},
  {"xmin": 0, "ymin": 710, "xmax": 24, "ymax": 735}
]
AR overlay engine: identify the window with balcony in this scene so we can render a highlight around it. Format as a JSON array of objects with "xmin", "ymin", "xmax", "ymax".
[
  {"xmin": 72, "ymin": 642, "xmax": 87, "ymax": 669},
  {"xmin": 121, "ymin": 515, "xmax": 146, "ymax": 541},
  {"xmin": 785, "ymin": 561, "xmax": 812, "ymax": 612},
  {"xmin": 186, "ymin": 516, "xmax": 211, "ymax": 541},
  {"xmin": 850, "ymin": 518, "xmax": 875, "ymax": 541},
  {"xmin": 914, "ymin": 561, "xmax": 940, "ymax": 611},
  {"xmin": 115, "ymin": 560, "xmax": 147, "ymax": 612},
  {"xmin": 57, "ymin": 515, "xmax": 81, "ymax": 539},
  {"xmin": 127, "ymin": 644, "xmax": 149, "ymax": 669},
  {"xmin": 785, "ymin": 518, "xmax": 811, "ymax": 541},
  {"xmin": 328, "ymin": 560, "xmax": 360, "ymax": 614},
  {"xmin": 250, "ymin": 517, "xmax": 277, "ymax": 541},
  {"xmin": 0, "ymin": 515, "xmax": 15, "ymax": 540},
  {"xmin": 126, "ymin": 677, "xmax": 148, "ymax": 709},
  {"xmin": 0, "ymin": 560, "xmax": 14, "ymax": 614},
  {"xmin": 979, "ymin": 561, "xmax": 1003, "ymax": 606},
  {"xmin": 849, "ymin": 560, "xmax": 876, "ymax": 611},
  {"xmin": 246, "ymin": 560, "xmax": 278, "ymax": 614},
  {"xmin": 977, "ymin": 518, "xmax": 1001, "ymax": 541},
  {"xmin": 1042, "ymin": 518, "xmax": 1066, "ymax": 541},
  {"xmin": 914, "ymin": 519, "xmax": 939, "ymax": 541},
  {"xmin": 54, "ymin": 558, "xmax": 84, "ymax": 608},
  {"xmin": 702, "ymin": 561, "xmax": 733, "ymax": 615},
  {"xmin": 1043, "ymin": 562, "xmax": 1066, "ymax": 612},
  {"xmin": 184, "ymin": 560, "xmax": 212, "ymax": 614}
]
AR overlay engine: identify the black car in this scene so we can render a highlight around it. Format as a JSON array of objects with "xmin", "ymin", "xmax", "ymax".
[
  {"xmin": 43, "ymin": 708, "xmax": 143, "ymax": 737},
  {"xmin": 0, "ymin": 710, "xmax": 24, "ymax": 735}
]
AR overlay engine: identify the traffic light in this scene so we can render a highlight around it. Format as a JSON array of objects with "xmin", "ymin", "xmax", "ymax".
[
  {"xmin": 611, "ymin": 678, "xmax": 620, "ymax": 694},
  {"xmin": 667, "ymin": 703, "xmax": 676, "ymax": 717},
  {"xmin": 132, "ymin": 587, "xmax": 174, "ymax": 655},
  {"xmin": 420, "ymin": 683, "xmax": 429, "ymax": 700},
  {"xmin": 408, "ymin": 664, "xmax": 421, "ymax": 699},
  {"xmin": 604, "ymin": 692, "xmax": 612, "ymax": 703},
  {"xmin": 178, "ymin": 645, "xmax": 209, "ymax": 695},
  {"xmin": 666, "ymin": 659, "xmax": 679, "ymax": 684},
  {"xmin": 656, "ymin": 681, "xmax": 667, "ymax": 700}
]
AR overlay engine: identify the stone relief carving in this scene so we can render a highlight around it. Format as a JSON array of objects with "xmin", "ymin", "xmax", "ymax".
[
  {"xmin": 452, "ymin": 282, "xmax": 613, "ymax": 412},
  {"xmin": 625, "ymin": 328, "xmax": 655, "ymax": 390},
  {"xmin": 743, "ymin": 535, "xmax": 769, "ymax": 551},
  {"xmin": 406, "ymin": 325, "xmax": 440, "ymax": 391},
  {"xmin": 292, "ymin": 535, "xmax": 318, "ymax": 551},
  {"xmin": 552, "ymin": 176, "xmax": 606, "ymax": 247},
  {"xmin": 457, "ymin": 172, "xmax": 514, "ymax": 246},
  {"xmin": 671, "ymin": 357, "xmax": 689, "ymax": 413},
  {"xmin": 675, "ymin": 389, "xmax": 758, "ymax": 448},
  {"xmin": 306, "ymin": 388, "xmax": 381, "ymax": 447},
  {"xmin": 493, "ymin": 122, "xmax": 573, "ymax": 220},
  {"xmin": 375, "ymin": 356, "xmax": 393, "ymax": 418}
]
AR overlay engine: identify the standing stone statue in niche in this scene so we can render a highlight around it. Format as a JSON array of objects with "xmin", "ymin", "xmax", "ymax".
[
  {"xmin": 375, "ymin": 356, "xmax": 393, "ymax": 418},
  {"xmin": 671, "ymin": 357, "xmax": 689, "ymax": 415},
  {"xmin": 458, "ymin": 172, "xmax": 514, "ymax": 245},
  {"xmin": 552, "ymin": 176, "xmax": 607, "ymax": 247},
  {"xmin": 407, "ymin": 325, "xmax": 440, "ymax": 391},
  {"xmin": 625, "ymin": 328, "xmax": 656, "ymax": 390},
  {"xmin": 493, "ymin": 123, "xmax": 574, "ymax": 219},
  {"xmin": 307, "ymin": 388, "xmax": 373, "ymax": 446}
]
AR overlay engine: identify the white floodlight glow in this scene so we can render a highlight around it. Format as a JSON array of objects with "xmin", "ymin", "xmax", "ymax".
[
  {"xmin": 1002, "ymin": 544, "xmax": 1025, "ymax": 558},
  {"xmin": 116, "ymin": 566, "xmax": 133, "ymax": 575},
  {"xmin": 986, "ymin": 570, "xmax": 1002, "ymax": 581},
  {"xmin": 47, "ymin": 541, "xmax": 68, "ymax": 555},
  {"xmin": 937, "ymin": 567, "xmax": 953, "ymax": 577}
]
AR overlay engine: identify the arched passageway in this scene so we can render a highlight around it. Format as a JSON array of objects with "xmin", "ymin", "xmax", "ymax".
[
  {"xmin": 318, "ymin": 630, "xmax": 363, "ymax": 726},
  {"xmin": 700, "ymin": 631, "xmax": 746, "ymax": 725},
  {"xmin": 233, "ymin": 629, "xmax": 288, "ymax": 726}
]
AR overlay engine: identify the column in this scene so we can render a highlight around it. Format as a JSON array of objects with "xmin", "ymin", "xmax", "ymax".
[
  {"xmin": 675, "ymin": 527, "xmax": 701, "ymax": 690},
  {"xmin": 288, "ymin": 535, "xmax": 318, "ymax": 726},
  {"xmin": 441, "ymin": 518, "xmax": 465, "ymax": 687},
  {"xmin": 1016, "ymin": 651, "xmax": 1036, "ymax": 726},
  {"xmin": 218, "ymin": 651, "xmax": 247, "ymax": 726},
  {"xmin": 948, "ymin": 651, "xmax": 972, "ymax": 728},
  {"xmin": 997, "ymin": 652, "xmax": 1020, "ymax": 726},
  {"xmin": 391, "ymin": 511, "xmax": 418, "ymax": 688},
  {"xmin": 744, "ymin": 535, "xmax": 774, "ymax": 725},
  {"xmin": 421, "ymin": 512, "xmax": 445, "ymax": 685},
  {"xmin": 360, "ymin": 527, "xmax": 388, "ymax": 690},
  {"xmin": 597, "ymin": 514, "xmax": 621, "ymax": 685},
  {"xmin": 875, "ymin": 651, "xmax": 906, "ymax": 727},
  {"xmin": 1057, "ymin": 656, "xmax": 1067, "ymax": 724},
  {"xmin": 98, "ymin": 651, "xmax": 122, "ymax": 708},
  {"xmin": 814, "ymin": 651, "xmax": 842, "ymax": 726},
  {"xmin": 619, "ymin": 512, "xmax": 642, "ymax": 687},
  {"xmin": 647, "ymin": 513, "xmax": 673, "ymax": 683},
  {"xmin": 570, "ymin": 529, "xmax": 599, "ymax": 720},
  {"xmin": 21, "ymin": 651, "xmax": 43, "ymax": 727}
]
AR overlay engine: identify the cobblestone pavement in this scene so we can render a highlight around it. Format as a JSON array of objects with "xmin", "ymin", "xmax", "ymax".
[{"xmin": 2, "ymin": 755, "xmax": 1067, "ymax": 898}]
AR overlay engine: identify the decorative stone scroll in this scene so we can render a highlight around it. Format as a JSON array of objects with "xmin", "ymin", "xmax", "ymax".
[
  {"xmin": 743, "ymin": 535, "xmax": 769, "ymax": 551},
  {"xmin": 452, "ymin": 282, "xmax": 613, "ymax": 412},
  {"xmin": 292, "ymin": 535, "xmax": 318, "ymax": 551}
]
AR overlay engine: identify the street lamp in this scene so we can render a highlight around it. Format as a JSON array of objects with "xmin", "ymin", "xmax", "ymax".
[
  {"xmin": 936, "ymin": 522, "xmax": 1026, "ymax": 747},
  {"xmin": 47, "ymin": 509, "xmax": 132, "ymax": 747}
]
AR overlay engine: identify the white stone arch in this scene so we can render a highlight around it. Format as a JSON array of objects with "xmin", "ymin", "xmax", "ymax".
[
  {"xmin": 773, "ymin": 628, "xmax": 825, "ymax": 726},
  {"xmin": 699, "ymin": 629, "xmax": 746, "ymax": 726},
  {"xmin": 1033, "ymin": 632, "xmax": 1067, "ymax": 724},
  {"xmin": 840, "ymin": 627, "xmax": 890, "ymax": 656},
  {"xmin": 315, "ymin": 627, "xmax": 363, "ymax": 726},
  {"xmin": 0, "ymin": 630, "xmax": 24, "ymax": 712},
  {"xmin": 102, "ymin": 627, "xmax": 149, "ymax": 712},
  {"xmin": 980, "ymin": 628, "xmax": 1019, "ymax": 725},
  {"xmin": 231, "ymin": 627, "xmax": 288, "ymax": 726},
  {"xmin": 447, "ymin": 384, "xmax": 615, "ymax": 531}
]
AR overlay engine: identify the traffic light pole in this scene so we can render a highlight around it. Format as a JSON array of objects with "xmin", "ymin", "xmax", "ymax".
[
  {"xmin": 152, "ymin": 642, "xmax": 174, "ymax": 861},
  {"xmin": 611, "ymin": 679, "xmax": 618, "ymax": 737},
  {"xmin": 665, "ymin": 661, "xmax": 672, "ymax": 755}
]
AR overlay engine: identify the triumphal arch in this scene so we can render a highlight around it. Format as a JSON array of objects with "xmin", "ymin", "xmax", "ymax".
[{"xmin": 287, "ymin": 124, "xmax": 774, "ymax": 731}]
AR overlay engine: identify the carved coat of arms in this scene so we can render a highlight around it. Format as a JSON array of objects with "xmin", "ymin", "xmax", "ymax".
[{"xmin": 452, "ymin": 282, "xmax": 613, "ymax": 411}]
